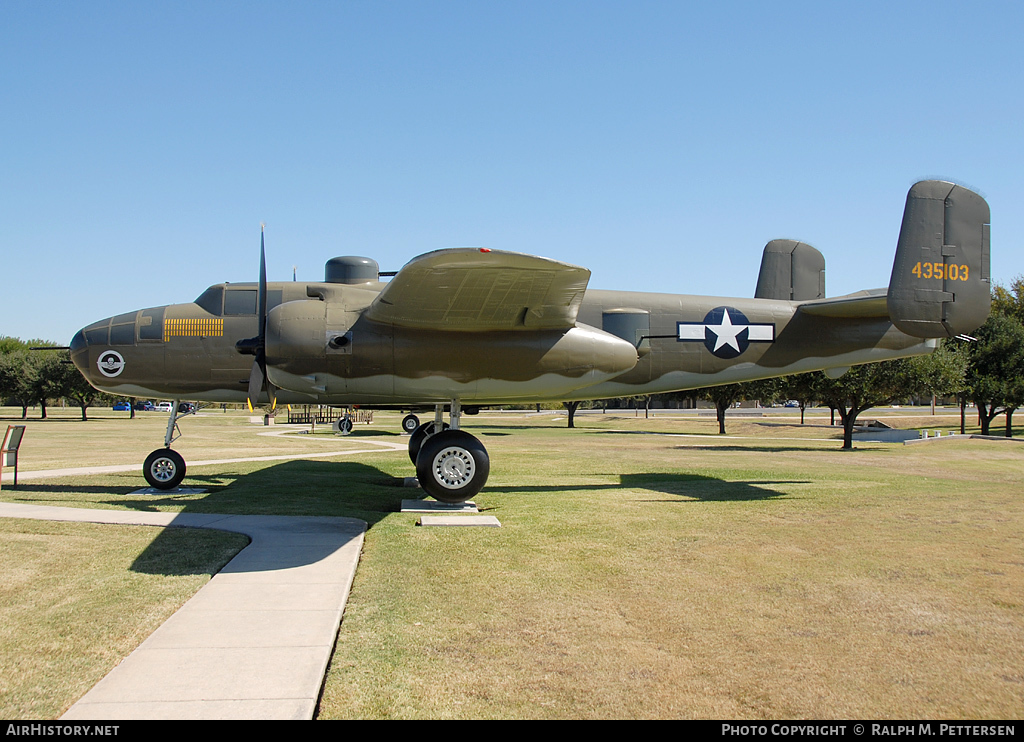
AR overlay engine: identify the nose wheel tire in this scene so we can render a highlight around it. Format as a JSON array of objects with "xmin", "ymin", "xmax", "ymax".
[
  {"xmin": 415, "ymin": 430, "xmax": 489, "ymax": 503},
  {"xmin": 401, "ymin": 414, "xmax": 420, "ymax": 433},
  {"xmin": 408, "ymin": 421, "xmax": 450, "ymax": 464},
  {"xmin": 143, "ymin": 449, "xmax": 186, "ymax": 490}
]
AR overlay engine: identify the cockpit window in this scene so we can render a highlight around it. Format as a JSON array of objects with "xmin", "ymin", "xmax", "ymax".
[
  {"xmin": 194, "ymin": 286, "xmax": 285, "ymax": 316},
  {"xmin": 84, "ymin": 321, "xmax": 109, "ymax": 345},
  {"xmin": 224, "ymin": 289, "xmax": 258, "ymax": 316},
  {"xmin": 195, "ymin": 287, "xmax": 224, "ymax": 315},
  {"xmin": 139, "ymin": 307, "xmax": 165, "ymax": 340},
  {"xmin": 110, "ymin": 322, "xmax": 136, "ymax": 345}
]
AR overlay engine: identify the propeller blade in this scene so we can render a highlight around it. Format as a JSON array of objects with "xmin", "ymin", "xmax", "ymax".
[
  {"xmin": 243, "ymin": 225, "xmax": 275, "ymax": 411},
  {"xmin": 247, "ymin": 356, "xmax": 265, "ymax": 409},
  {"xmin": 258, "ymin": 225, "xmax": 267, "ymax": 345}
]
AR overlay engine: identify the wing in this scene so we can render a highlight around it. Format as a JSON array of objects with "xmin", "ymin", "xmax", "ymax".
[
  {"xmin": 364, "ymin": 248, "xmax": 591, "ymax": 331},
  {"xmin": 796, "ymin": 288, "xmax": 890, "ymax": 319}
]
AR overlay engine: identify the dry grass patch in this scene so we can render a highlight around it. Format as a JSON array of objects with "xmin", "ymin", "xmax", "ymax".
[
  {"xmin": 320, "ymin": 421, "xmax": 1024, "ymax": 719},
  {"xmin": 0, "ymin": 519, "xmax": 247, "ymax": 718},
  {"xmin": 1, "ymin": 409, "xmax": 1021, "ymax": 718}
]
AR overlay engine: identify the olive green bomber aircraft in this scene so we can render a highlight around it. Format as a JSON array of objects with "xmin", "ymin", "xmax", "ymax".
[{"xmin": 70, "ymin": 180, "xmax": 991, "ymax": 502}]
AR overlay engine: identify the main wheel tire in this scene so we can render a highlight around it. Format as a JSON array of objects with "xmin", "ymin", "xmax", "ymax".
[
  {"xmin": 143, "ymin": 449, "xmax": 186, "ymax": 490},
  {"xmin": 401, "ymin": 414, "xmax": 420, "ymax": 433},
  {"xmin": 415, "ymin": 430, "xmax": 489, "ymax": 503},
  {"xmin": 338, "ymin": 417, "xmax": 354, "ymax": 434},
  {"xmin": 408, "ymin": 421, "xmax": 450, "ymax": 464}
]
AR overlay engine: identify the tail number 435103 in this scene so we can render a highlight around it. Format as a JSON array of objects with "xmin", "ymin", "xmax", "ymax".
[{"xmin": 912, "ymin": 261, "xmax": 969, "ymax": 281}]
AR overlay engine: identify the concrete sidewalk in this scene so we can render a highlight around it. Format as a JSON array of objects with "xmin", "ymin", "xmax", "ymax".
[{"xmin": 0, "ymin": 502, "xmax": 366, "ymax": 720}]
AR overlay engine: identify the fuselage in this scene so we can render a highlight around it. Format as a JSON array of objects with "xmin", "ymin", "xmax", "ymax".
[{"xmin": 70, "ymin": 276, "xmax": 934, "ymax": 406}]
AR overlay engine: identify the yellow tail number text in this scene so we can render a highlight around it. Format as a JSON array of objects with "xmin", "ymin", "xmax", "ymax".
[{"xmin": 912, "ymin": 262, "xmax": 969, "ymax": 281}]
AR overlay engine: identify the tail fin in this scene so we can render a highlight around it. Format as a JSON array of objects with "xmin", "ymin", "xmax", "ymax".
[
  {"xmin": 755, "ymin": 239, "xmax": 826, "ymax": 301},
  {"xmin": 887, "ymin": 180, "xmax": 991, "ymax": 338}
]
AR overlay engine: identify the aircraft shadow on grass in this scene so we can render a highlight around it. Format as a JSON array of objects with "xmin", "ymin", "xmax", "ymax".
[
  {"xmin": 588, "ymin": 429, "xmax": 839, "ymax": 453},
  {"xmin": 123, "ymin": 458, "xmax": 407, "ymax": 575},
  {"xmin": 2, "ymin": 459, "xmax": 405, "ymax": 576},
  {"xmin": 5, "ymin": 460, "xmax": 802, "ymax": 576},
  {"xmin": 672, "ymin": 444, "xmax": 839, "ymax": 453},
  {"xmin": 493, "ymin": 472, "xmax": 799, "ymax": 502}
]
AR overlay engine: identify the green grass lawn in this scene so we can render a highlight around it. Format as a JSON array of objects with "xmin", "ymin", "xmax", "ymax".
[
  {"xmin": 1, "ymin": 407, "xmax": 1021, "ymax": 718},
  {"xmin": 0, "ymin": 519, "xmax": 247, "ymax": 719}
]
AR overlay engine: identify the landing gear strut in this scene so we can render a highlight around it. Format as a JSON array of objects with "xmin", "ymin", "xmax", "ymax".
[
  {"xmin": 409, "ymin": 401, "xmax": 489, "ymax": 503},
  {"xmin": 142, "ymin": 399, "xmax": 193, "ymax": 490}
]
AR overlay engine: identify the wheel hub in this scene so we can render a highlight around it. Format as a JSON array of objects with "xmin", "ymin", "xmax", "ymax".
[
  {"xmin": 432, "ymin": 447, "xmax": 475, "ymax": 489},
  {"xmin": 151, "ymin": 457, "xmax": 177, "ymax": 482}
]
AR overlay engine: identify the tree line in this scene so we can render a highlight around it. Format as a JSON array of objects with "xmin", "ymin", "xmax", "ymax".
[{"xmin": 0, "ymin": 338, "xmax": 106, "ymax": 420}]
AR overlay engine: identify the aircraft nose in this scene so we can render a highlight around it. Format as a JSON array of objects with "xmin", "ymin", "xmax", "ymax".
[
  {"xmin": 69, "ymin": 328, "xmax": 89, "ymax": 377},
  {"xmin": 70, "ymin": 316, "xmax": 128, "ymax": 385}
]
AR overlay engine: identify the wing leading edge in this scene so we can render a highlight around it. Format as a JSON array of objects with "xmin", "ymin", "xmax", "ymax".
[{"xmin": 364, "ymin": 248, "xmax": 591, "ymax": 331}]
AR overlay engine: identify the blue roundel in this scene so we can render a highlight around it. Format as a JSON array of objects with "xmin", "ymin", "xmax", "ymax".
[{"xmin": 702, "ymin": 306, "xmax": 751, "ymax": 359}]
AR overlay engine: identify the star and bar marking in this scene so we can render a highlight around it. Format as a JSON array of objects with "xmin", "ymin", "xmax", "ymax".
[{"xmin": 677, "ymin": 306, "xmax": 775, "ymax": 359}]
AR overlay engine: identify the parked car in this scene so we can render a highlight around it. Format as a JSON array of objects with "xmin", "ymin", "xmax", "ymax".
[
  {"xmin": 155, "ymin": 402, "xmax": 173, "ymax": 412},
  {"xmin": 135, "ymin": 401, "xmax": 155, "ymax": 411},
  {"xmin": 112, "ymin": 401, "xmax": 131, "ymax": 411},
  {"xmin": 177, "ymin": 402, "xmax": 196, "ymax": 414}
]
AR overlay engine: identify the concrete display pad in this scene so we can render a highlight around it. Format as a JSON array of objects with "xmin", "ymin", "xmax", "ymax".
[
  {"xmin": 418, "ymin": 515, "xmax": 501, "ymax": 527},
  {"xmin": 128, "ymin": 487, "xmax": 208, "ymax": 496}
]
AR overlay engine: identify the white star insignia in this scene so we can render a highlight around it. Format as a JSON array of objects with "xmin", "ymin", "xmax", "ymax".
[{"xmin": 708, "ymin": 308, "xmax": 745, "ymax": 353}]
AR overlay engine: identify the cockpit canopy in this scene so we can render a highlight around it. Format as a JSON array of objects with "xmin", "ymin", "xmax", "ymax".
[{"xmin": 194, "ymin": 285, "xmax": 285, "ymax": 316}]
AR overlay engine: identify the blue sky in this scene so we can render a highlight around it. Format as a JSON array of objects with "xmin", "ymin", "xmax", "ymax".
[{"xmin": 2, "ymin": 1, "xmax": 1022, "ymax": 343}]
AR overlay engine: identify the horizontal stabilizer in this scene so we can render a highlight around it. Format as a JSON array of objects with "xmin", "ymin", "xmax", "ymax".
[
  {"xmin": 796, "ymin": 289, "xmax": 889, "ymax": 319},
  {"xmin": 365, "ymin": 248, "xmax": 591, "ymax": 331},
  {"xmin": 887, "ymin": 181, "xmax": 991, "ymax": 338}
]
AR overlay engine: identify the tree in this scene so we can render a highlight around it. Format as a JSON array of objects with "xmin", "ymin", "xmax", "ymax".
[
  {"xmin": 49, "ymin": 351, "xmax": 104, "ymax": 420},
  {"xmin": 814, "ymin": 350, "xmax": 965, "ymax": 449},
  {"xmin": 965, "ymin": 314, "xmax": 1024, "ymax": 436},
  {"xmin": 24, "ymin": 351, "xmax": 65, "ymax": 419},
  {"xmin": 780, "ymin": 373, "xmax": 821, "ymax": 424},
  {"xmin": 991, "ymin": 276, "xmax": 1024, "ymax": 325},
  {"xmin": 0, "ymin": 341, "xmax": 93, "ymax": 420},
  {"xmin": 912, "ymin": 340, "xmax": 970, "ymax": 408},
  {"xmin": 0, "ymin": 352, "xmax": 24, "ymax": 411},
  {"xmin": 743, "ymin": 377, "xmax": 786, "ymax": 409},
  {"xmin": 976, "ymin": 277, "xmax": 1024, "ymax": 436},
  {"xmin": 697, "ymin": 378, "xmax": 784, "ymax": 435},
  {"xmin": 562, "ymin": 400, "xmax": 582, "ymax": 428},
  {"xmin": 0, "ymin": 351, "xmax": 36, "ymax": 418},
  {"xmin": 699, "ymin": 383, "xmax": 745, "ymax": 435}
]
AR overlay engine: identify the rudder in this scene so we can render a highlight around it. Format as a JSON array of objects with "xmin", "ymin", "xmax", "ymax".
[{"xmin": 887, "ymin": 180, "xmax": 991, "ymax": 338}]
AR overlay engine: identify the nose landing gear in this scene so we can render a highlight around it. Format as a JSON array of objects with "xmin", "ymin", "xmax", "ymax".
[
  {"xmin": 142, "ymin": 399, "xmax": 194, "ymax": 490},
  {"xmin": 143, "ymin": 449, "xmax": 186, "ymax": 490}
]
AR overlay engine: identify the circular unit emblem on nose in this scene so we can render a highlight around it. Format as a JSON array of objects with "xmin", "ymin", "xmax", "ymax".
[{"xmin": 97, "ymin": 350, "xmax": 126, "ymax": 378}]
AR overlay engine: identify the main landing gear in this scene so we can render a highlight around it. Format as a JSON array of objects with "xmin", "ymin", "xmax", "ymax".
[
  {"xmin": 139, "ymin": 399, "xmax": 489, "ymax": 501},
  {"xmin": 410, "ymin": 402, "xmax": 489, "ymax": 504},
  {"xmin": 142, "ymin": 399, "xmax": 194, "ymax": 490}
]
